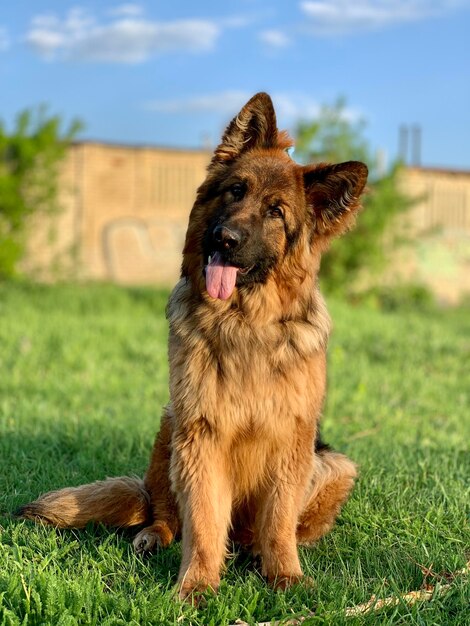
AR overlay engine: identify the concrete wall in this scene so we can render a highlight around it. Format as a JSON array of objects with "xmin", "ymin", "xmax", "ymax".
[
  {"xmin": 22, "ymin": 143, "xmax": 470, "ymax": 302},
  {"xmin": 23, "ymin": 142, "xmax": 210, "ymax": 285},
  {"xmin": 396, "ymin": 167, "xmax": 470, "ymax": 303}
]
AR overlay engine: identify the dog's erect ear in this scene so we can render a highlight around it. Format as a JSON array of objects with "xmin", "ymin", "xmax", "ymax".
[
  {"xmin": 304, "ymin": 161, "xmax": 368, "ymax": 238},
  {"xmin": 211, "ymin": 92, "xmax": 291, "ymax": 165}
]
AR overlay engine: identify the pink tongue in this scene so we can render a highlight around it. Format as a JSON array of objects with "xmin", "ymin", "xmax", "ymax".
[{"xmin": 206, "ymin": 252, "xmax": 239, "ymax": 300}]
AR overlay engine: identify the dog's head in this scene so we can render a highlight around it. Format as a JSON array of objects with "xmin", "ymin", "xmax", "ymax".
[{"xmin": 182, "ymin": 93, "xmax": 368, "ymax": 301}]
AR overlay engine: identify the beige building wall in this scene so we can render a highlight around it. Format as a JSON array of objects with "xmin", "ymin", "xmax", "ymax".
[
  {"xmin": 396, "ymin": 167, "xmax": 470, "ymax": 303},
  {"xmin": 23, "ymin": 142, "xmax": 211, "ymax": 285},
  {"xmin": 22, "ymin": 143, "xmax": 470, "ymax": 302}
]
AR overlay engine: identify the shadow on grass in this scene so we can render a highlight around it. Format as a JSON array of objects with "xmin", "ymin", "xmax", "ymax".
[
  {"xmin": 0, "ymin": 424, "xmax": 184, "ymax": 588},
  {"xmin": 1, "ymin": 424, "xmax": 151, "ymax": 516}
]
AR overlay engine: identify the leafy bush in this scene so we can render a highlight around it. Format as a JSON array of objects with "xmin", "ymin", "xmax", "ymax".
[
  {"xmin": 295, "ymin": 99, "xmax": 415, "ymax": 295},
  {"xmin": 0, "ymin": 107, "xmax": 81, "ymax": 278}
]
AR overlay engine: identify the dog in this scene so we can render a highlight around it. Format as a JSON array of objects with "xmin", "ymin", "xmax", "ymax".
[{"xmin": 18, "ymin": 93, "xmax": 368, "ymax": 599}]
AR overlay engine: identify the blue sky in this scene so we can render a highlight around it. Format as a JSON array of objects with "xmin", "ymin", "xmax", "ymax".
[{"xmin": 1, "ymin": 1, "xmax": 469, "ymax": 169}]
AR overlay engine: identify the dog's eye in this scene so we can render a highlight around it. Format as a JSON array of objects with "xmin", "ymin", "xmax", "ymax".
[
  {"xmin": 268, "ymin": 205, "xmax": 284, "ymax": 219},
  {"xmin": 230, "ymin": 183, "xmax": 245, "ymax": 201}
]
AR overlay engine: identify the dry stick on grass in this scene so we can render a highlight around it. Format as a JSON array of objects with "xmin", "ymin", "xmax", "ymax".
[
  {"xmin": 345, "ymin": 582, "xmax": 450, "ymax": 617},
  {"xmin": 345, "ymin": 561, "xmax": 469, "ymax": 618},
  {"xmin": 229, "ymin": 561, "xmax": 469, "ymax": 625},
  {"xmin": 230, "ymin": 617, "xmax": 310, "ymax": 626}
]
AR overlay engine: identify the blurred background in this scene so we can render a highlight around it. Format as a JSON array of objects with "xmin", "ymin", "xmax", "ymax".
[{"xmin": 1, "ymin": 0, "xmax": 470, "ymax": 302}]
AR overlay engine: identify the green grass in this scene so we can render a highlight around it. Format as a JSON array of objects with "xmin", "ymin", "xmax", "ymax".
[{"xmin": 0, "ymin": 282, "xmax": 468, "ymax": 626}]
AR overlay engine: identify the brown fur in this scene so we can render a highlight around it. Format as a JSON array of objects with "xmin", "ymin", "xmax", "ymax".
[{"xmin": 17, "ymin": 93, "xmax": 368, "ymax": 600}]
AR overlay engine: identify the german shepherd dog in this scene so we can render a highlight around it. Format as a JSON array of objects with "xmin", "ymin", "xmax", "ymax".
[{"xmin": 18, "ymin": 93, "xmax": 368, "ymax": 599}]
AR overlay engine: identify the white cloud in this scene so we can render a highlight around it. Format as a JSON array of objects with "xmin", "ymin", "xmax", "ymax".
[
  {"xmin": 25, "ymin": 6, "xmax": 221, "ymax": 63},
  {"xmin": 258, "ymin": 29, "xmax": 291, "ymax": 48},
  {"xmin": 219, "ymin": 15, "xmax": 253, "ymax": 29},
  {"xmin": 299, "ymin": 0, "xmax": 468, "ymax": 35},
  {"xmin": 0, "ymin": 26, "xmax": 10, "ymax": 51},
  {"xmin": 145, "ymin": 90, "xmax": 359, "ymax": 125},
  {"xmin": 274, "ymin": 94, "xmax": 322, "ymax": 120},
  {"xmin": 108, "ymin": 4, "xmax": 144, "ymax": 18},
  {"xmin": 145, "ymin": 90, "xmax": 252, "ymax": 116}
]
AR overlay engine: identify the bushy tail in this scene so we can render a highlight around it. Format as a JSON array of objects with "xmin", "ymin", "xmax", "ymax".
[{"xmin": 16, "ymin": 477, "xmax": 151, "ymax": 529}]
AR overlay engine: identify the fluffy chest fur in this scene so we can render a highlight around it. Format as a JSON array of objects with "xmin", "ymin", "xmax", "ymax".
[{"xmin": 167, "ymin": 279, "xmax": 330, "ymax": 445}]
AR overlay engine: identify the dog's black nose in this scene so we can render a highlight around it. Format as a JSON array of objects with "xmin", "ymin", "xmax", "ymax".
[{"xmin": 213, "ymin": 225, "xmax": 241, "ymax": 250}]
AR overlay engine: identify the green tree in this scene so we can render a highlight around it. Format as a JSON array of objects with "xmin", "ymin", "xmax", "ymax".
[
  {"xmin": 295, "ymin": 98, "xmax": 413, "ymax": 294},
  {"xmin": 0, "ymin": 107, "xmax": 82, "ymax": 278}
]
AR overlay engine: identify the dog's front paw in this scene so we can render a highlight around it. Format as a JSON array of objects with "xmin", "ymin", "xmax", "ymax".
[
  {"xmin": 267, "ymin": 573, "xmax": 314, "ymax": 591},
  {"xmin": 178, "ymin": 574, "xmax": 220, "ymax": 604}
]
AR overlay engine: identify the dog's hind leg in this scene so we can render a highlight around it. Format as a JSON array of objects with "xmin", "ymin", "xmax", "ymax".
[
  {"xmin": 296, "ymin": 448, "xmax": 357, "ymax": 545},
  {"xmin": 133, "ymin": 407, "xmax": 180, "ymax": 554}
]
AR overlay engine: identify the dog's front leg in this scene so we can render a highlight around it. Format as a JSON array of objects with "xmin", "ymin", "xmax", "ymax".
[
  {"xmin": 171, "ymin": 421, "xmax": 232, "ymax": 600},
  {"xmin": 256, "ymin": 443, "xmax": 313, "ymax": 590}
]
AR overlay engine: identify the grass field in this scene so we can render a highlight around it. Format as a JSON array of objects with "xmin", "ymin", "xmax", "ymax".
[{"xmin": 0, "ymin": 282, "xmax": 468, "ymax": 626}]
